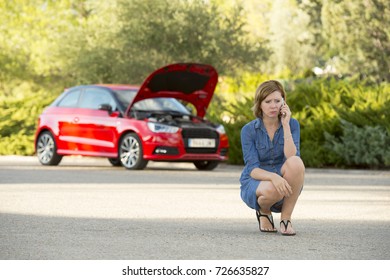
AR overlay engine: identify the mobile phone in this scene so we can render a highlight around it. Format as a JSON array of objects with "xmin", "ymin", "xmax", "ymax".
[{"xmin": 280, "ymin": 98, "xmax": 286, "ymax": 117}]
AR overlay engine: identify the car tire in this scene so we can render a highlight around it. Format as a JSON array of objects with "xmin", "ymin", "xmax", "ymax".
[
  {"xmin": 193, "ymin": 160, "xmax": 219, "ymax": 171},
  {"xmin": 119, "ymin": 132, "xmax": 148, "ymax": 170},
  {"xmin": 108, "ymin": 158, "xmax": 122, "ymax": 166},
  {"xmin": 36, "ymin": 131, "xmax": 63, "ymax": 166}
]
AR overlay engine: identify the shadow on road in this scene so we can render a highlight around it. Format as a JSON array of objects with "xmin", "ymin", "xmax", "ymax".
[{"xmin": 1, "ymin": 212, "xmax": 389, "ymax": 260}]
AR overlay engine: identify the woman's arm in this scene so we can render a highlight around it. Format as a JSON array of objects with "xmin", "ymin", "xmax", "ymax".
[
  {"xmin": 241, "ymin": 123, "xmax": 261, "ymax": 174},
  {"xmin": 283, "ymin": 122, "xmax": 297, "ymax": 158},
  {"xmin": 280, "ymin": 102, "xmax": 299, "ymax": 158},
  {"xmin": 250, "ymin": 167, "xmax": 292, "ymax": 198},
  {"xmin": 250, "ymin": 167, "xmax": 278, "ymax": 181}
]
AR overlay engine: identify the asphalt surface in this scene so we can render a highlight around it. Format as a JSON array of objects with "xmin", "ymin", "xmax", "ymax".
[{"xmin": 0, "ymin": 156, "xmax": 389, "ymax": 260}]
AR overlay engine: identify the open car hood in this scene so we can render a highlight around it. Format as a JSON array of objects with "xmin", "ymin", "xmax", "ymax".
[{"xmin": 126, "ymin": 63, "xmax": 218, "ymax": 118}]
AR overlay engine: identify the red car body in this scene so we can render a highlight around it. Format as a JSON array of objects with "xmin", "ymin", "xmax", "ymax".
[{"xmin": 35, "ymin": 63, "xmax": 229, "ymax": 170}]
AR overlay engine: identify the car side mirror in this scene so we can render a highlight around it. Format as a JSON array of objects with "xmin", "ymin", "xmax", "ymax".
[{"xmin": 98, "ymin": 104, "xmax": 112, "ymax": 113}]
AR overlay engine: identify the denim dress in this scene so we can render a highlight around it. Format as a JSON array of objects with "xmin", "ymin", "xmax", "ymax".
[{"xmin": 239, "ymin": 118, "xmax": 301, "ymax": 212}]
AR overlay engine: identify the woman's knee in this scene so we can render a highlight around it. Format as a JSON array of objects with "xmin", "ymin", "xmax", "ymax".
[
  {"xmin": 257, "ymin": 182, "xmax": 283, "ymax": 202},
  {"xmin": 283, "ymin": 156, "xmax": 305, "ymax": 175}
]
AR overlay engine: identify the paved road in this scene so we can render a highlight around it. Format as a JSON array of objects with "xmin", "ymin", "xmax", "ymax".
[{"xmin": 0, "ymin": 156, "xmax": 389, "ymax": 260}]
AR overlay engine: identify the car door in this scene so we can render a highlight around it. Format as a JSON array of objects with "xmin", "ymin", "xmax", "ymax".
[
  {"xmin": 55, "ymin": 88, "xmax": 83, "ymax": 153},
  {"xmin": 76, "ymin": 87, "xmax": 119, "ymax": 156}
]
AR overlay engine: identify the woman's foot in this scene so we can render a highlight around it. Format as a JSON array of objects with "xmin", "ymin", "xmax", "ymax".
[
  {"xmin": 256, "ymin": 210, "xmax": 277, "ymax": 232},
  {"xmin": 280, "ymin": 220, "xmax": 296, "ymax": 236}
]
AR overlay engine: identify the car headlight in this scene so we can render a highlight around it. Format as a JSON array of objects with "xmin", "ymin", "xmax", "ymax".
[
  {"xmin": 216, "ymin": 124, "xmax": 226, "ymax": 134},
  {"xmin": 147, "ymin": 122, "xmax": 179, "ymax": 133}
]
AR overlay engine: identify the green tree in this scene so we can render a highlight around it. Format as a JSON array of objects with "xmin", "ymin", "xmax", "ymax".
[
  {"xmin": 298, "ymin": 0, "xmax": 327, "ymax": 67},
  {"xmin": 0, "ymin": 0, "xmax": 88, "ymax": 155},
  {"xmin": 67, "ymin": 0, "xmax": 270, "ymax": 84},
  {"xmin": 0, "ymin": 0, "xmax": 91, "ymax": 91},
  {"xmin": 266, "ymin": 0, "xmax": 317, "ymax": 77},
  {"xmin": 322, "ymin": 0, "xmax": 390, "ymax": 82}
]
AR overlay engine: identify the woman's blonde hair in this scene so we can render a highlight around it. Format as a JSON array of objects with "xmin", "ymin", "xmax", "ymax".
[{"xmin": 251, "ymin": 80, "xmax": 286, "ymax": 118}]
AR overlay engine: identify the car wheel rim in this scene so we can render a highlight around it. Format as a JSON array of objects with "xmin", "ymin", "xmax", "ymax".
[
  {"xmin": 37, "ymin": 134, "xmax": 54, "ymax": 164},
  {"xmin": 120, "ymin": 136, "xmax": 140, "ymax": 168}
]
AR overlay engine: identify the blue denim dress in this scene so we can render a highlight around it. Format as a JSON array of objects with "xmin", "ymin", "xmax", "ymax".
[{"xmin": 239, "ymin": 118, "xmax": 301, "ymax": 212}]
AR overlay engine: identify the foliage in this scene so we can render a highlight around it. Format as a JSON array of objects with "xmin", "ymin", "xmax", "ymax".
[
  {"xmin": 62, "ymin": 0, "xmax": 269, "ymax": 84},
  {"xmin": 1, "ymin": 0, "xmax": 390, "ymax": 170},
  {"xmin": 0, "ymin": 0, "xmax": 270, "ymax": 156},
  {"xmin": 266, "ymin": 0, "xmax": 317, "ymax": 77},
  {"xmin": 208, "ymin": 75, "xmax": 390, "ymax": 168},
  {"xmin": 325, "ymin": 120, "xmax": 390, "ymax": 168},
  {"xmin": 286, "ymin": 78, "xmax": 390, "ymax": 168},
  {"xmin": 0, "ymin": 0, "xmax": 86, "ymax": 86},
  {"xmin": 322, "ymin": 0, "xmax": 390, "ymax": 82},
  {"xmin": 0, "ymin": 82, "xmax": 55, "ymax": 155}
]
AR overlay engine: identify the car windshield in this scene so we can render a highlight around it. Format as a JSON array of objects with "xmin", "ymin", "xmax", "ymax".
[
  {"xmin": 113, "ymin": 90, "xmax": 191, "ymax": 115},
  {"xmin": 113, "ymin": 89, "xmax": 138, "ymax": 109}
]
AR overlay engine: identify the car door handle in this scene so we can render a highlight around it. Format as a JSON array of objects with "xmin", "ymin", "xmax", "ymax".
[{"xmin": 73, "ymin": 117, "xmax": 79, "ymax": 123}]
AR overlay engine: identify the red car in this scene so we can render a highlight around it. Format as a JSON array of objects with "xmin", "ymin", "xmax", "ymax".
[{"xmin": 35, "ymin": 63, "xmax": 229, "ymax": 170}]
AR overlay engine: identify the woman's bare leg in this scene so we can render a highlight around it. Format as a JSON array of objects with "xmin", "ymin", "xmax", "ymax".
[
  {"xmin": 280, "ymin": 156, "xmax": 305, "ymax": 234},
  {"xmin": 256, "ymin": 181, "xmax": 284, "ymax": 231}
]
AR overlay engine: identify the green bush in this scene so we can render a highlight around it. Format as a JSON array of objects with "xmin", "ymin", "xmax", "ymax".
[
  {"xmin": 0, "ymin": 83, "xmax": 55, "ymax": 155},
  {"xmin": 208, "ymin": 76, "xmax": 390, "ymax": 169},
  {"xmin": 1, "ymin": 75, "xmax": 389, "ymax": 169},
  {"xmin": 325, "ymin": 120, "xmax": 390, "ymax": 168},
  {"xmin": 285, "ymin": 78, "xmax": 389, "ymax": 168},
  {"xmin": 0, "ymin": 133, "xmax": 35, "ymax": 155}
]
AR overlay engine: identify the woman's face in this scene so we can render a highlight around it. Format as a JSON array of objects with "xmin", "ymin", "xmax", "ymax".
[{"xmin": 261, "ymin": 90, "xmax": 283, "ymax": 119}]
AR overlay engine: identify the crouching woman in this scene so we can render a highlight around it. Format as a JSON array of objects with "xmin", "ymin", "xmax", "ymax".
[{"xmin": 240, "ymin": 80, "xmax": 305, "ymax": 236}]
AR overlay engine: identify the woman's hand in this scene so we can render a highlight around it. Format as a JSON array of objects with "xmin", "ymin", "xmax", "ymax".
[{"xmin": 271, "ymin": 173, "xmax": 293, "ymax": 198}]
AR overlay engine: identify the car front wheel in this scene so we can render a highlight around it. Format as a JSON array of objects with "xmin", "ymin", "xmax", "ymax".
[
  {"xmin": 36, "ymin": 131, "xmax": 63, "ymax": 166},
  {"xmin": 193, "ymin": 160, "xmax": 219, "ymax": 171},
  {"xmin": 119, "ymin": 133, "xmax": 148, "ymax": 170}
]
